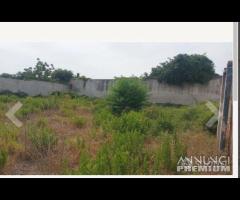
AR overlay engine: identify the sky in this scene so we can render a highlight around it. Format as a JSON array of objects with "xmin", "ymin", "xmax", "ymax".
[{"xmin": 0, "ymin": 42, "xmax": 232, "ymax": 79}]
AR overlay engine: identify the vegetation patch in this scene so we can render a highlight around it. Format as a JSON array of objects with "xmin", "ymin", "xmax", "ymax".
[
  {"xmin": 26, "ymin": 119, "xmax": 58, "ymax": 157},
  {"xmin": 144, "ymin": 54, "xmax": 216, "ymax": 85},
  {"xmin": 0, "ymin": 94, "xmax": 222, "ymax": 175},
  {"xmin": 107, "ymin": 77, "xmax": 148, "ymax": 114}
]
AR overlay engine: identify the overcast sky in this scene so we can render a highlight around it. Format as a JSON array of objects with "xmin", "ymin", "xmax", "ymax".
[{"xmin": 0, "ymin": 42, "xmax": 232, "ymax": 79}]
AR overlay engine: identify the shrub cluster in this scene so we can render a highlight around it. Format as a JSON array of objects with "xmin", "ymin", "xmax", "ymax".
[{"xmin": 107, "ymin": 77, "xmax": 148, "ymax": 114}]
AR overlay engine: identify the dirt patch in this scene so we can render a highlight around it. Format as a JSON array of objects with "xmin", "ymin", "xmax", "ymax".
[{"xmin": 5, "ymin": 160, "xmax": 42, "ymax": 175}]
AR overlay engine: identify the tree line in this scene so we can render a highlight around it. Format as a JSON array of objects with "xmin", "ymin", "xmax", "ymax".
[
  {"xmin": 0, "ymin": 54, "xmax": 221, "ymax": 85},
  {"xmin": 0, "ymin": 58, "xmax": 88, "ymax": 83}
]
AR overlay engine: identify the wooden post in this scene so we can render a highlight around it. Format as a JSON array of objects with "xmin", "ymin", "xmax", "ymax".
[
  {"xmin": 217, "ymin": 61, "xmax": 232, "ymax": 152},
  {"xmin": 226, "ymin": 90, "xmax": 232, "ymax": 156},
  {"xmin": 217, "ymin": 68, "xmax": 226, "ymax": 141}
]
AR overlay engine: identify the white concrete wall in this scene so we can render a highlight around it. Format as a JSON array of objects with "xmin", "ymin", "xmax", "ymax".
[
  {"xmin": 0, "ymin": 77, "xmax": 221, "ymax": 105},
  {"xmin": 0, "ymin": 77, "xmax": 69, "ymax": 96},
  {"xmin": 71, "ymin": 78, "xmax": 221, "ymax": 105},
  {"xmin": 70, "ymin": 79, "xmax": 114, "ymax": 98},
  {"xmin": 147, "ymin": 78, "xmax": 221, "ymax": 105}
]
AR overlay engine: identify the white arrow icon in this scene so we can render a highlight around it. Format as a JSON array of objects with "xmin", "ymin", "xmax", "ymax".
[
  {"xmin": 5, "ymin": 101, "xmax": 23, "ymax": 128},
  {"xmin": 205, "ymin": 101, "xmax": 218, "ymax": 128}
]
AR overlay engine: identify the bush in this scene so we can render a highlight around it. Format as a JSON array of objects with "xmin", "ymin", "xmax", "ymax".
[
  {"xmin": 112, "ymin": 111, "xmax": 151, "ymax": 134},
  {"xmin": 107, "ymin": 77, "xmax": 148, "ymax": 114},
  {"xmin": 75, "ymin": 131, "xmax": 147, "ymax": 175},
  {"xmin": 146, "ymin": 54, "xmax": 216, "ymax": 85},
  {"xmin": 74, "ymin": 130, "xmax": 187, "ymax": 175}
]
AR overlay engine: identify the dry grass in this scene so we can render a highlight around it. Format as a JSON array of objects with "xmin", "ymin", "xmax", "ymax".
[{"xmin": 0, "ymin": 94, "xmax": 231, "ymax": 175}]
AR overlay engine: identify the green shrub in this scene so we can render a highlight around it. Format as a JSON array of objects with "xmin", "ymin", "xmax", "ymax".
[
  {"xmin": 94, "ymin": 109, "xmax": 152, "ymax": 135},
  {"xmin": 93, "ymin": 108, "xmax": 115, "ymax": 132},
  {"xmin": 107, "ymin": 77, "xmax": 148, "ymax": 114},
  {"xmin": 75, "ymin": 131, "xmax": 148, "ymax": 175},
  {"xmin": 73, "ymin": 131, "xmax": 186, "ymax": 175},
  {"xmin": 112, "ymin": 111, "xmax": 151, "ymax": 134},
  {"xmin": 94, "ymin": 104, "xmax": 178, "ymax": 136},
  {"xmin": 95, "ymin": 131, "xmax": 146, "ymax": 174}
]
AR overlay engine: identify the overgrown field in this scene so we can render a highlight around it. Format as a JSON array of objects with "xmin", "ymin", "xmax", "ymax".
[{"xmin": 0, "ymin": 93, "xmax": 227, "ymax": 175}]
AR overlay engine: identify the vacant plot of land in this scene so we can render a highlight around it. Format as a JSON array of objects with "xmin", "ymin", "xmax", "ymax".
[{"xmin": 0, "ymin": 94, "xmax": 228, "ymax": 175}]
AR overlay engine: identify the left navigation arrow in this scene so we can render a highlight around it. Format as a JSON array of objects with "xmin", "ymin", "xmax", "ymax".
[{"xmin": 5, "ymin": 101, "xmax": 23, "ymax": 128}]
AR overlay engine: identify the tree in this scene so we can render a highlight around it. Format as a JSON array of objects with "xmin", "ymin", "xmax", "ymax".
[
  {"xmin": 2, "ymin": 58, "xmax": 80, "ymax": 83},
  {"xmin": 107, "ymin": 77, "xmax": 148, "ymax": 114},
  {"xmin": 33, "ymin": 58, "xmax": 55, "ymax": 81},
  {"xmin": 16, "ymin": 67, "xmax": 35, "ymax": 80},
  {"xmin": 146, "ymin": 54, "xmax": 216, "ymax": 85},
  {"xmin": 51, "ymin": 69, "xmax": 73, "ymax": 83},
  {"xmin": 16, "ymin": 58, "xmax": 55, "ymax": 81},
  {"xmin": 0, "ymin": 73, "xmax": 14, "ymax": 78}
]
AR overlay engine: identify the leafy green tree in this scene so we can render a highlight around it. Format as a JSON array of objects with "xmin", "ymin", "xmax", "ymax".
[
  {"xmin": 146, "ymin": 54, "xmax": 216, "ymax": 85},
  {"xmin": 16, "ymin": 58, "xmax": 55, "ymax": 81},
  {"xmin": 107, "ymin": 77, "xmax": 148, "ymax": 114},
  {"xmin": 33, "ymin": 58, "xmax": 55, "ymax": 80},
  {"xmin": 51, "ymin": 69, "xmax": 73, "ymax": 83}
]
